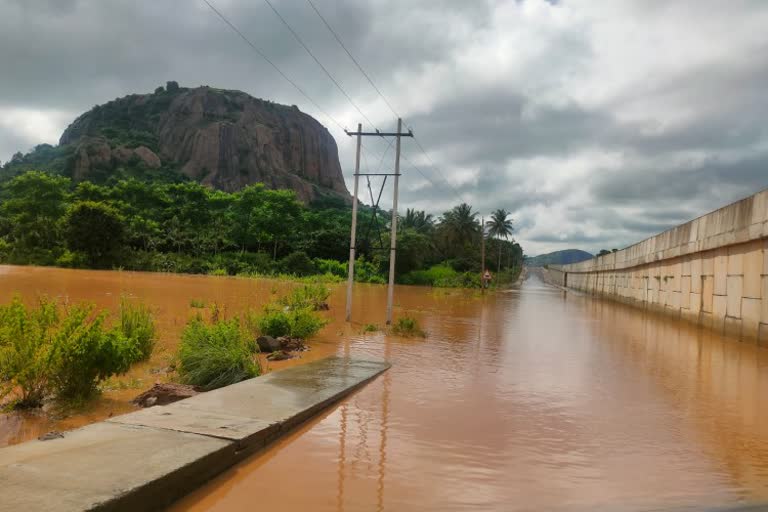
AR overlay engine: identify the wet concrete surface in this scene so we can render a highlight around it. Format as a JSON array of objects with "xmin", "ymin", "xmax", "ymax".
[{"xmin": 0, "ymin": 357, "xmax": 389, "ymax": 512}]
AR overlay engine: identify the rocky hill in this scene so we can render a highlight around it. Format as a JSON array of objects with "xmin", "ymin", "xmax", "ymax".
[{"xmin": 3, "ymin": 83, "xmax": 350, "ymax": 203}]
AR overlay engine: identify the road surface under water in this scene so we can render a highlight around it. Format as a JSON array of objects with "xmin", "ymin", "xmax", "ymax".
[
  {"xmin": 170, "ymin": 272, "xmax": 768, "ymax": 512},
  {"xmin": 2, "ymin": 266, "xmax": 768, "ymax": 510}
]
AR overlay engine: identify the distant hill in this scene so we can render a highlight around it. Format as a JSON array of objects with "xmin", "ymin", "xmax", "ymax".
[
  {"xmin": 1, "ymin": 82, "xmax": 350, "ymax": 203},
  {"xmin": 525, "ymin": 249, "xmax": 593, "ymax": 267}
]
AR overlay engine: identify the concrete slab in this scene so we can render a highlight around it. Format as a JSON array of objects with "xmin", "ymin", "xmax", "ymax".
[
  {"xmin": 0, "ymin": 422, "xmax": 234, "ymax": 512},
  {"xmin": 0, "ymin": 357, "xmax": 390, "ymax": 512}
]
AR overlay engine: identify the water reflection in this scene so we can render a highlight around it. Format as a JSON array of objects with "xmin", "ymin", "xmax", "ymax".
[
  {"xmin": 169, "ymin": 273, "xmax": 768, "ymax": 511},
  {"xmin": 3, "ymin": 266, "xmax": 768, "ymax": 510}
]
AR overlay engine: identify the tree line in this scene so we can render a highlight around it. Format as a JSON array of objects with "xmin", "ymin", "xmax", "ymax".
[{"xmin": 0, "ymin": 171, "xmax": 523, "ymax": 287}]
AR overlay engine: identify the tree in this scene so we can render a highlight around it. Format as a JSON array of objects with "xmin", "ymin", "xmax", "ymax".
[
  {"xmin": 402, "ymin": 208, "xmax": 434, "ymax": 234},
  {"xmin": 597, "ymin": 249, "xmax": 611, "ymax": 257},
  {"xmin": 437, "ymin": 203, "xmax": 479, "ymax": 258},
  {"xmin": 64, "ymin": 201, "xmax": 125, "ymax": 267},
  {"xmin": 486, "ymin": 209, "xmax": 513, "ymax": 273},
  {"xmin": 0, "ymin": 171, "xmax": 70, "ymax": 260}
]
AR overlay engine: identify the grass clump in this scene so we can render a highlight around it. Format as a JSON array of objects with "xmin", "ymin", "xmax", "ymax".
[
  {"xmin": 190, "ymin": 299, "xmax": 206, "ymax": 308},
  {"xmin": 0, "ymin": 296, "xmax": 145, "ymax": 407},
  {"xmin": 361, "ymin": 323, "xmax": 379, "ymax": 333},
  {"xmin": 118, "ymin": 297, "xmax": 156, "ymax": 361},
  {"xmin": 279, "ymin": 283, "xmax": 330, "ymax": 311},
  {"xmin": 250, "ymin": 307, "xmax": 327, "ymax": 340},
  {"xmin": 177, "ymin": 317, "xmax": 259, "ymax": 391},
  {"xmin": 391, "ymin": 316, "xmax": 426, "ymax": 338}
]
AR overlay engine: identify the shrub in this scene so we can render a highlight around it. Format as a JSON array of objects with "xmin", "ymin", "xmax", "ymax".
[
  {"xmin": 250, "ymin": 306, "xmax": 327, "ymax": 340},
  {"xmin": 355, "ymin": 256, "xmax": 385, "ymax": 284},
  {"xmin": 315, "ymin": 258, "xmax": 346, "ymax": 278},
  {"xmin": 190, "ymin": 299, "xmax": 206, "ymax": 308},
  {"xmin": 279, "ymin": 283, "xmax": 330, "ymax": 311},
  {"xmin": 288, "ymin": 308, "xmax": 328, "ymax": 339},
  {"xmin": 280, "ymin": 251, "xmax": 316, "ymax": 276},
  {"xmin": 50, "ymin": 304, "xmax": 139, "ymax": 399},
  {"xmin": 177, "ymin": 317, "xmax": 259, "ymax": 390},
  {"xmin": 361, "ymin": 323, "xmax": 378, "ymax": 333},
  {"xmin": 252, "ymin": 309, "xmax": 291, "ymax": 338},
  {"xmin": 0, "ymin": 297, "xmax": 59, "ymax": 407},
  {"xmin": 118, "ymin": 297, "xmax": 156, "ymax": 361},
  {"xmin": 0, "ymin": 297, "xmax": 145, "ymax": 406},
  {"xmin": 391, "ymin": 316, "xmax": 426, "ymax": 338}
]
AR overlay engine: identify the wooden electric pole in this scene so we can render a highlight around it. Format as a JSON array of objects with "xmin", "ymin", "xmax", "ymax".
[{"xmin": 344, "ymin": 119, "xmax": 413, "ymax": 323}]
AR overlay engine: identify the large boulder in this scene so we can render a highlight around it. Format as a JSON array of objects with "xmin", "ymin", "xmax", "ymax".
[{"xmin": 256, "ymin": 335, "xmax": 281, "ymax": 353}]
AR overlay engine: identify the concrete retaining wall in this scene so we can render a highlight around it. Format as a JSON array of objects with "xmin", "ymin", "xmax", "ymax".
[{"xmin": 553, "ymin": 189, "xmax": 768, "ymax": 344}]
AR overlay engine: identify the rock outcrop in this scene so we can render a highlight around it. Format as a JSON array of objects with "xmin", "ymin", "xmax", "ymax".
[{"xmin": 59, "ymin": 84, "xmax": 350, "ymax": 203}]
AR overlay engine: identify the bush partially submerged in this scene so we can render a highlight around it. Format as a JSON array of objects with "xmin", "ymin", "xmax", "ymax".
[
  {"xmin": 0, "ymin": 296, "xmax": 151, "ymax": 407},
  {"xmin": 391, "ymin": 316, "xmax": 426, "ymax": 338},
  {"xmin": 119, "ymin": 297, "xmax": 156, "ymax": 361},
  {"xmin": 250, "ymin": 306, "xmax": 327, "ymax": 340},
  {"xmin": 278, "ymin": 283, "xmax": 330, "ymax": 311},
  {"xmin": 178, "ymin": 317, "xmax": 259, "ymax": 391}
]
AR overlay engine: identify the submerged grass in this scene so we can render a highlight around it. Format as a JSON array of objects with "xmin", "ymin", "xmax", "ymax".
[
  {"xmin": 119, "ymin": 297, "xmax": 156, "ymax": 361},
  {"xmin": 390, "ymin": 316, "xmax": 427, "ymax": 338},
  {"xmin": 177, "ymin": 317, "xmax": 259, "ymax": 391}
]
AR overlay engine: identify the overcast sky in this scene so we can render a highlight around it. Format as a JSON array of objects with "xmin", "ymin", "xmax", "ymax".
[{"xmin": 2, "ymin": 0, "xmax": 768, "ymax": 256}]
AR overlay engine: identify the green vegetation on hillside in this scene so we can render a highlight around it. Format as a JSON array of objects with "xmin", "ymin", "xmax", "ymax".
[
  {"xmin": 0, "ymin": 170, "xmax": 523, "ymax": 287},
  {"xmin": 525, "ymin": 249, "xmax": 593, "ymax": 267}
]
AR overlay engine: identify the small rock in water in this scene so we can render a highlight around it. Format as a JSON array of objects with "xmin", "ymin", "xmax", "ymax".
[
  {"xmin": 132, "ymin": 383, "xmax": 200, "ymax": 408},
  {"xmin": 267, "ymin": 350, "xmax": 293, "ymax": 361},
  {"xmin": 256, "ymin": 335, "xmax": 281, "ymax": 353},
  {"xmin": 38, "ymin": 431, "xmax": 65, "ymax": 441}
]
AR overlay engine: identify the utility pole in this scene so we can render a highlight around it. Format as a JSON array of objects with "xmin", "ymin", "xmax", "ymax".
[
  {"xmin": 386, "ymin": 118, "xmax": 403, "ymax": 324},
  {"xmin": 480, "ymin": 216, "xmax": 486, "ymax": 294},
  {"xmin": 344, "ymin": 119, "xmax": 413, "ymax": 323},
  {"xmin": 345, "ymin": 123, "xmax": 362, "ymax": 321}
]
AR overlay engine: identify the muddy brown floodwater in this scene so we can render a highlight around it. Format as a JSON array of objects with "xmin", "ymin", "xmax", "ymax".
[{"xmin": 3, "ymin": 266, "xmax": 768, "ymax": 510}]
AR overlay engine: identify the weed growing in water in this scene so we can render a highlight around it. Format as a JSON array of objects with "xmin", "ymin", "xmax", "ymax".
[
  {"xmin": 177, "ymin": 317, "xmax": 259, "ymax": 391},
  {"xmin": 391, "ymin": 316, "xmax": 427, "ymax": 338}
]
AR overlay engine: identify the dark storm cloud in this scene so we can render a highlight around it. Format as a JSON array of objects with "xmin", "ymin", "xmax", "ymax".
[{"xmin": 2, "ymin": 0, "xmax": 768, "ymax": 254}]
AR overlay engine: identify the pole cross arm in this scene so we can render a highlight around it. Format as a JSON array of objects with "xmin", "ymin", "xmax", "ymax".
[{"xmin": 344, "ymin": 129, "xmax": 413, "ymax": 137}]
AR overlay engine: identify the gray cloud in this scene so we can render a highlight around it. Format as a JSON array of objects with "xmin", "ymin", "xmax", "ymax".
[{"xmin": 2, "ymin": 0, "xmax": 768, "ymax": 255}]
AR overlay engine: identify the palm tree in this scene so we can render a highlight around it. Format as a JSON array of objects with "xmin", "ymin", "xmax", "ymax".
[
  {"xmin": 486, "ymin": 209, "xmax": 513, "ymax": 273},
  {"xmin": 402, "ymin": 208, "xmax": 434, "ymax": 234},
  {"xmin": 439, "ymin": 203, "xmax": 479, "ymax": 249}
]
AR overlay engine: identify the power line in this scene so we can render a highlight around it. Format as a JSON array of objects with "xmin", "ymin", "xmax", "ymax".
[
  {"xmin": 302, "ymin": 0, "xmax": 469, "ymax": 205},
  {"xmin": 201, "ymin": 0, "xmax": 346, "ymax": 135},
  {"xmin": 262, "ymin": 0, "xmax": 376, "ymax": 129},
  {"xmin": 203, "ymin": 0, "xmax": 466, "ymax": 207},
  {"xmin": 201, "ymin": 0, "xmax": 390, "ymax": 170},
  {"xmin": 305, "ymin": 0, "xmax": 401, "ymax": 120},
  {"xmin": 408, "ymin": 137, "xmax": 469, "ymax": 205}
]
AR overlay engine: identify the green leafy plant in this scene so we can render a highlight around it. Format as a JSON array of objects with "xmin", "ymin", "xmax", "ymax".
[
  {"xmin": 0, "ymin": 297, "xmax": 142, "ymax": 406},
  {"xmin": 361, "ymin": 323, "xmax": 378, "ymax": 333},
  {"xmin": 249, "ymin": 305, "xmax": 327, "ymax": 340},
  {"xmin": 49, "ymin": 304, "xmax": 138, "ymax": 400},
  {"xmin": 0, "ymin": 297, "xmax": 59, "ymax": 407},
  {"xmin": 391, "ymin": 316, "xmax": 426, "ymax": 338},
  {"xmin": 177, "ymin": 317, "xmax": 259, "ymax": 390},
  {"xmin": 118, "ymin": 297, "xmax": 156, "ymax": 361},
  {"xmin": 279, "ymin": 283, "xmax": 330, "ymax": 311},
  {"xmin": 190, "ymin": 299, "xmax": 206, "ymax": 308}
]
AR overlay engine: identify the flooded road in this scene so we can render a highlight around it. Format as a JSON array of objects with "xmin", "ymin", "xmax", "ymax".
[{"xmin": 3, "ymin": 266, "xmax": 768, "ymax": 510}]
